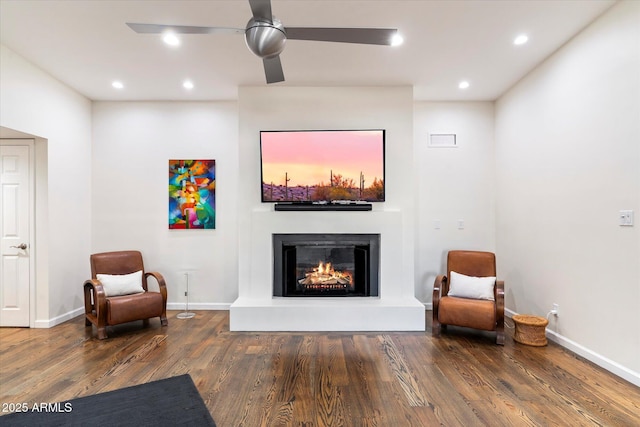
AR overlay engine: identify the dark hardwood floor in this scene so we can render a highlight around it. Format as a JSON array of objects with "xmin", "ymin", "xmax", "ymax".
[{"xmin": 1, "ymin": 311, "xmax": 638, "ymax": 426}]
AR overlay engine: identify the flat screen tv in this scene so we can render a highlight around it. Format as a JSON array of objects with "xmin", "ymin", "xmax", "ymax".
[{"xmin": 261, "ymin": 130, "xmax": 385, "ymax": 203}]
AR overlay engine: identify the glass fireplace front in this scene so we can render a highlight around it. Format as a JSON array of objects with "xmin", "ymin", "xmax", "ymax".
[{"xmin": 273, "ymin": 234, "xmax": 380, "ymax": 297}]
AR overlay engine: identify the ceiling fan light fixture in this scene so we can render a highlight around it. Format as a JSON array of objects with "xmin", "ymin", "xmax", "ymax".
[{"xmin": 245, "ymin": 17, "xmax": 286, "ymax": 58}]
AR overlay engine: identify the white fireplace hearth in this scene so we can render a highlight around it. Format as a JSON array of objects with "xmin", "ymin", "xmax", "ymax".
[
  {"xmin": 230, "ymin": 297, "xmax": 425, "ymax": 331},
  {"xmin": 230, "ymin": 209, "xmax": 425, "ymax": 331}
]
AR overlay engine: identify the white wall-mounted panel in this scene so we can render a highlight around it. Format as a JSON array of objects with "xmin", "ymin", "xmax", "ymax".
[{"xmin": 429, "ymin": 133, "xmax": 457, "ymax": 148}]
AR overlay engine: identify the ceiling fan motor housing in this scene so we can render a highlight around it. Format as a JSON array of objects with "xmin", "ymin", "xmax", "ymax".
[{"xmin": 245, "ymin": 17, "xmax": 286, "ymax": 58}]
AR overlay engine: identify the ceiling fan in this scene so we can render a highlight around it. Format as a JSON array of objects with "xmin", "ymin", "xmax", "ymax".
[{"xmin": 126, "ymin": 0, "xmax": 399, "ymax": 84}]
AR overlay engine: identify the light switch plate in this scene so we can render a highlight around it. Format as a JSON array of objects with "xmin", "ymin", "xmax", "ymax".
[{"xmin": 619, "ymin": 210, "xmax": 634, "ymax": 226}]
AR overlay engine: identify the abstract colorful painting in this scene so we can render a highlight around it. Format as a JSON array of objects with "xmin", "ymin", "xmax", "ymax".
[{"xmin": 169, "ymin": 160, "xmax": 215, "ymax": 229}]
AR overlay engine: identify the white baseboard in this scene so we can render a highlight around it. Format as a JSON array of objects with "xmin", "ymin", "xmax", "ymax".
[
  {"xmin": 36, "ymin": 304, "xmax": 231, "ymax": 328},
  {"xmin": 34, "ymin": 307, "xmax": 84, "ymax": 328},
  {"xmin": 505, "ymin": 308, "xmax": 640, "ymax": 387},
  {"xmin": 167, "ymin": 302, "xmax": 231, "ymax": 311},
  {"xmin": 423, "ymin": 302, "xmax": 432, "ymax": 310}
]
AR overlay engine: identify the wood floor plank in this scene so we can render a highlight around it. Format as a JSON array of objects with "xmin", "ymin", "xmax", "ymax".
[
  {"xmin": 378, "ymin": 335, "xmax": 428, "ymax": 408},
  {"xmin": 1, "ymin": 311, "xmax": 639, "ymax": 427},
  {"xmin": 430, "ymin": 337, "xmax": 540, "ymax": 426},
  {"xmin": 391, "ymin": 333, "xmax": 484, "ymax": 426},
  {"xmin": 314, "ymin": 336, "xmax": 348, "ymax": 426},
  {"xmin": 340, "ymin": 336, "xmax": 389, "ymax": 425}
]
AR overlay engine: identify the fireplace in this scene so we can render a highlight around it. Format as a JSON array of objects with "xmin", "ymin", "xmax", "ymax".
[
  {"xmin": 230, "ymin": 211, "xmax": 425, "ymax": 331},
  {"xmin": 273, "ymin": 234, "xmax": 380, "ymax": 297}
]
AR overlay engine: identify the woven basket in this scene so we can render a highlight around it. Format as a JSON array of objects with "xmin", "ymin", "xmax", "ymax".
[{"xmin": 513, "ymin": 314, "xmax": 548, "ymax": 346}]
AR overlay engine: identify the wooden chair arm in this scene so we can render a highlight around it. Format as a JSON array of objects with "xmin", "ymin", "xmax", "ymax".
[
  {"xmin": 83, "ymin": 279, "xmax": 106, "ymax": 300},
  {"xmin": 432, "ymin": 275, "xmax": 447, "ymax": 336},
  {"xmin": 495, "ymin": 280, "xmax": 505, "ymax": 345},
  {"xmin": 145, "ymin": 272, "xmax": 167, "ymax": 302},
  {"xmin": 495, "ymin": 280, "xmax": 504, "ymax": 300},
  {"xmin": 83, "ymin": 279, "xmax": 107, "ymax": 325},
  {"xmin": 495, "ymin": 280, "xmax": 505, "ymax": 319},
  {"xmin": 432, "ymin": 275, "xmax": 447, "ymax": 307}
]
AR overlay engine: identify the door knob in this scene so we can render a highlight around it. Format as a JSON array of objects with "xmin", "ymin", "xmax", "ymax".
[{"xmin": 10, "ymin": 243, "xmax": 28, "ymax": 250}]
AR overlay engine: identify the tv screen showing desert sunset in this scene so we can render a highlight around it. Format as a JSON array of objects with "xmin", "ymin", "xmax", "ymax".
[{"xmin": 261, "ymin": 130, "xmax": 385, "ymax": 202}]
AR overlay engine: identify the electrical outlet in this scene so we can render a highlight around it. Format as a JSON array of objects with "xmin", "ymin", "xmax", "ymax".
[{"xmin": 551, "ymin": 303, "xmax": 559, "ymax": 317}]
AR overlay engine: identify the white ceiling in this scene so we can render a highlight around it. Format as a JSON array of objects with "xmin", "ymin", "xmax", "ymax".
[{"xmin": 0, "ymin": 0, "xmax": 616, "ymax": 102}]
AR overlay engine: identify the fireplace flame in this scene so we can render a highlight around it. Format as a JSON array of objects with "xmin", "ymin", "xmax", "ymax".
[
  {"xmin": 316, "ymin": 262, "xmax": 334, "ymax": 275},
  {"xmin": 298, "ymin": 261, "xmax": 352, "ymax": 287}
]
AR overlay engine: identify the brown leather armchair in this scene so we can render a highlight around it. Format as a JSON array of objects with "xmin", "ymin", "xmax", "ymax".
[
  {"xmin": 84, "ymin": 250, "xmax": 168, "ymax": 339},
  {"xmin": 432, "ymin": 250, "xmax": 504, "ymax": 345}
]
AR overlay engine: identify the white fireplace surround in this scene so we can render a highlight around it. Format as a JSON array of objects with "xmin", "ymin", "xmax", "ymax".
[{"xmin": 230, "ymin": 209, "xmax": 426, "ymax": 331}]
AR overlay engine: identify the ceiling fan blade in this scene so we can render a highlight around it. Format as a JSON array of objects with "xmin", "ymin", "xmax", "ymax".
[
  {"xmin": 248, "ymin": 0, "xmax": 273, "ymax": 22},
  {"xmin": 126, "ymin": 23, "xmax": 244, "ymax": 35},
  {"xmin": 285, "ymin": 27, "xmax": 398, "ymax": 45},
  {"xmin": 263, "ymin": 55, "xmax": 284, "ymax": 84}
]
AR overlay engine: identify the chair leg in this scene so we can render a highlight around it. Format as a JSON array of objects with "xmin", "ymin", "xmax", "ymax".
[
  {"xmin": 496, "ymin": 326, "xmax": 505, "ymax": 345},
  {"xmin": 160, "ymin": 315, "xmax": 168, "ymax": 326},
  {"xmin": 432, "ymin": 316, "xmax": 441, "ymax": 337},
  {"xmin": 97, "ymin": 327, "xmax": 107, "ymax": 340}
]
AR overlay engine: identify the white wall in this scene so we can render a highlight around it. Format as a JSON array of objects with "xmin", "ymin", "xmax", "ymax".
[
  {"xmin": 495, "ymin": 0, "xmax": 640, "ymax": 382},
  {"xmin": 91, "ymin": 102, "xmax": 239, "ymax": 307},
  {"xmin": 0, "ymin": 44, "xmax": 92, "ymax": 325},
  {"xmin": 414, "ymin": 102, "xmax": 496, "ymax": 303}
]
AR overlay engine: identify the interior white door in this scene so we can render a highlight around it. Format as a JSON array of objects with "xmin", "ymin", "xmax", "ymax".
[{"xmin": 0, "ymin": 142, "xmax": 31, "ymax": 327}]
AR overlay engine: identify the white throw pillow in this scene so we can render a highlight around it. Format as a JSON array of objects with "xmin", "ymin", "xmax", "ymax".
[
  {"xmin": 448, "ymin": 271, "xmax": 495, "ymax": 301},
  {"xmin": 96, "ymin": 270, "xmax": 144, "ymax": 297}
]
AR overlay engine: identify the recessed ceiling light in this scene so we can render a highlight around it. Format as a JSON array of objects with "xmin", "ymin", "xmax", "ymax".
[
  {"xmin": 458, "ymin": 81, "xmax": 470, "ymax": 89},
  {"xmin": 183, "ymin": 80, "xmax": 194, "ymax": 90},
  {"xmin": 112, "ymin": 81, "xmax": 124, "ymax": 89},
  {"xmin": 162, "ymin": 32, "xmax": 180, "ymax": 47},
  {"xmin": 514, "ymin": 34, "xmax": 529, "ymax": 45},
  {"xmin": 391, "ymin": 33, "xmax": 404, "ymax": 47}
]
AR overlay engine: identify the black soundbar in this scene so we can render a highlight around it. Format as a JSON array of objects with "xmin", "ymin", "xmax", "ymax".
[{"xmin": 274, "ymin": 202, "xmax": 373, "ymax": 211}]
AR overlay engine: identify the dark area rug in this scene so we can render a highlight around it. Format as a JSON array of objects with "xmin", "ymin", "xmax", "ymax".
[{"xmin": 1, "ymin": 374, "xmax": 216, "ymax": 427}]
